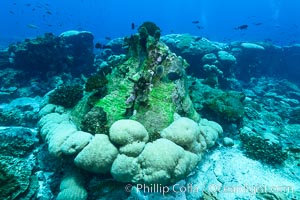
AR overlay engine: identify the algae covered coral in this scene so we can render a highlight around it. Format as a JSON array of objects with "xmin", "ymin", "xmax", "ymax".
[
  {"xmin": 36, "ymin": 22, "xmax": 222, "ymax": 196},
  {"xmin": 95, "ymin": 21, "xmax": 199, "ymax": 138}
]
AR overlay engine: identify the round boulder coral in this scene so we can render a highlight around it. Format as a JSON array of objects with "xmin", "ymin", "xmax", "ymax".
[
  {"xmin": 160, "ymin": 117, "xmax": 199, "ymax": 148},
  {"xmin": 74, "ymin": 134, "xmax": 118, "ymax": 174},
  {"xmin": 111, "ymin": 138, "xmax": 199, "ymax": 185},
  {"xmin": 109, "ymin": 119, "xmax": 149, "ymax": 156},
  {"xmin": 61, "ymin": 131, "xmax": 93, "ymax": 155},
  {"xmin": 109, "ymin": 119, "xmax": 149, "ymax": 145}
]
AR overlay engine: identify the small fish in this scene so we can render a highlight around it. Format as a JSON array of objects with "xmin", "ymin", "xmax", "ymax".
[
  {"xmin": 27, "ymin": 24, "xmax": 39, "ymax": 29},
  {"xmin": 95, "ymin": 42, "xmax": 111, "ymax": 49},
  {"xmin": 46, "ymin": 11, "xmax": 52, "ymax": 15},
  {"xmin": 131, "ymin": 22, "xmax": 135, "ymax": 30},
  {"xmin": 105, "ymin": 37, "xmax": 111, "ymax": 40},
  {"xmin": 234, "ymin": 24, "xmax": 248, "ymax": 30},
  {"xmin": 192, "ymin": 20, "xmax": 199, "ymax": 24},
  {"xmin": 9, "ymin": 10, "xmax": 15, "ymax": 14},
  {"xmin": 95, "ymin": 42, "xmax": 103, "ymax": 49},
  {"xmin": 196, "ymin": 25, "xmax": 204, "ymax": 30},
  {"xmin": 195, "ymin": 36, "xmax": 202, "ymax": 41},
  {"xmin": 25, "ymin": 3, "xmax": 31, "ymax": 7}
]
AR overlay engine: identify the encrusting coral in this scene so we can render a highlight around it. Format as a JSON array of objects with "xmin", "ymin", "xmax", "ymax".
[{"xmin": 240, "ymin": 127, "xmax": 288, "ymax": 165}]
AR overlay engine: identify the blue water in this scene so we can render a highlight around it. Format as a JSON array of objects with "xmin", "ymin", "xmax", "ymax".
[{"xmin": 1, "ymin": 0, "xmax": 300, "ymax": 47}]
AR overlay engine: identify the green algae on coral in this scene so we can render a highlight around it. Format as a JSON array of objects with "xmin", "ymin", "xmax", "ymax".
[
  {"xmin": 132, "ymin": 82, "xmax": 176, "ymax": 140},
  {"xmin": 95, "ymin": 58, "xmax": 137, "ymax": 126},
  {"xmin": 95, "ymin": 23, "xmax": 199, "ymax": 135},
  {"xmin": 95, "ymin": 82, "xmax": 133, "ymax": 126}
]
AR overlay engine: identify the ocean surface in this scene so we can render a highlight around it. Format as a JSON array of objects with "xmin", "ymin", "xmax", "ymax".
[{"xmin": 1, "ymin": 0, "xmax": 300, "ymax": 46}]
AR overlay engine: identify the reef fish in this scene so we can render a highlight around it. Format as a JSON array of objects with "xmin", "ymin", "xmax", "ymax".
[
  {"xmin": 27, "ymin": 24, "xmax": 39, "ymax": 29},
  {"xmin": 95, "ymin": 42, "xmax": 111, "ymax": 49},
  {"xmin": 131, "ymin": 22, "xmax": 135, "ymax": 30},
  {"xmin": 234, "ymin": 24, "xmax": 248, "ymax": 30}
]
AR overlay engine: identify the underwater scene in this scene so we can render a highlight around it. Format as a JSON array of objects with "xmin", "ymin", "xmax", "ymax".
[{"xmin": 0, "ymin": 0, "xmax": 300, "ymax": 199}]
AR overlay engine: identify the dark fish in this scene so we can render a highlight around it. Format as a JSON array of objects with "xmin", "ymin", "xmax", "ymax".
[
  {"xmin": 254, "ymin": 22, "xmax": 262, "ymax": 26},
  {"xmin": 234, "ymin": 24, "xmax": 248, "ymax": 30},
  {"xmin": 196, "ymin": 25, "xmax": 204, "ymax": 30},
  {"xmin": 131, "ymin": 22, "xmax": 135, "ymax": 30},
  {"xmin": 9, "ymin": 10, "xmax": 15, "ymax": 14},
  {"xmin": 105, "ymin": 37, "xmax": 111, "ymax": 40},
  {"xmin": 25, "ymin": 3, "xmax": 31, "ymax": 7},
  {"xmin": 192, "ymin": 20, "xmax": 199, "ymax": 24},
  {"xmin": 46, "ymin": 11, "xmax": 52, "ymax": 15},
  {"xmin": 95, "ymin": 43, "xmax": 103, "ymax": 49},
  {"xmin": 195, "ymin": 37, "xmax": 202, "ymax": 41},
  {"xmin": 95, "ymin": 42, "xmax": 111, "ymax": 49},
  {"xmin": 47, "ymin": 24, "xmax": 53, "ymax": 27}
]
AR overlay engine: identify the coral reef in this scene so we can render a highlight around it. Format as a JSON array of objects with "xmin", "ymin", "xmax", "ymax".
[
  {"xmin": 0, "ymin": 97, "xmax": 40, "ymax": 127},
  {"xmin": 61, "ymin": 131, "xmax": 93, "ymax": 155},
  {"xmin": 0, "ymin": 127, "xmax": 39, "ymax": 199},
  {"xmin": 240, "ymin": 127, "xmax": 288, "ymax": 165},
  {"xmin": 138, "ymin": 21, "xmax": 161, "ymax": 39},
  {"xmin": 81, "ymin": 106, "xmax": 108, "ymax": 134},
  {"xmin": 56, "ymin": 167, "xmax": 88, "ymax": 200},
  {"xmin": 84, "ymin": 72, "xmax": 108, "ymax": 92},
  {"xmin": 109, "ymin": 119, "xmax": 149, "ymax": 157},
  {"xmin": 35, "ymin": 24, "xmax": 224, "ymax": 192},
  {"xmin": 161, "ymin": 117, "xmax": 222, "ymax": 155},
  {"xmin": 74, "ymin": 134, "xmax": 119, "ymax": 174},
  {"xmin": 8, "ymin": 31, "xmax": 94, "ymax": 75},
  {"xmin": 111, "ymin": 138, "xmax": 198, "ymax": 185},
  {"xmin": 3, "ymin": 27, "xmax": 300, "ymax": 199},
  {"xmin": 38, "ymin": 108, "xmax": 221, "ymax": 186},
  {"xmin": 161, "ymin": 34, "xmax": 222, "ymax": 78},
  {"xmin": 188, "ymin": 78, "xmax": 245, "ymax": 123},
  {"xmin": 49, "ymin": 84, "xmax": 83, "ymax": 108},
  {"xmin": 96, "ymin": 23, "xmax": 199, "ymax": 140}
]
